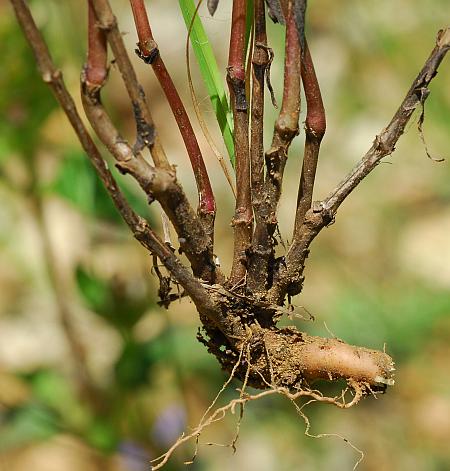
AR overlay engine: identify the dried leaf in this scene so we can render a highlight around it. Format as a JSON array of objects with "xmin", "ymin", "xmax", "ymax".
[
  {"xmin": 256, "ymin": 43, "xmax": 277, "ymax": 108},
  {"xmin": 265, "ymin": 0, "xmax": 285, "ymax": 24},
  {"xmin": 293, "ymin": 0, "xmax": 307, "ymax": 53},
  {"xmin": 417, "ymin": 89, "xmax": 445, "ymax": 162}
]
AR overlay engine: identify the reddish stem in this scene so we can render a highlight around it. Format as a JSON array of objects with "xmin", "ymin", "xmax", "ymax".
[
  {"xmin": 86, "ymin": 0, "xmax": 107, "ymax": 85},
  {"xmin": 293, "ymin": 40, "xmax": 326, "ymax": 236},
  {"xmin": 129, "ymin": 0, "xmax": 153, "ymax": 55},
  {"xmin": 302, "ymin": 43, "xmax": 326, "ymax": 139},
  {"xmin": 90, "ymin": 0, "xmax": 170, "ymax": 170},
  {"xmin": 249, "ymin": 3, "xmax": 301, "ymax": 292},
  {"xmin": 228, "ymin": 0, "xmax": 247, "ymax": 82},
  {"xmin": 227, "ymin": 0, "xmax": 252, "ymax": 286},
  {"xmin": 277, "ymin": 5, "xmax": 301, "ymax": 140},
  {"xmin": 264, "ymin": 4, "xmax": 301, "ymax": 220},
  {"xmin": 129, "ymin": 0, "xmax": 215, "ymax": 229},
  {"xmin": 250, "ymin": 0, "xmax": 268, "ymax": 205}
]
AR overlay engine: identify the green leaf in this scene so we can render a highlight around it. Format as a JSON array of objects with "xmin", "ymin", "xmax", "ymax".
[
  {"xmin": 86, "ymin": 420, "xmax": 119, "ymax": 453},
  {"xmin": 29, "ymin": 370, "xmax": 91, "ymax": 431},
  {"xmin": 0, "ymin": 404, "xmax": 58, "ymax": 452},
  {"xmin": 76, "ymin": 267, "xmax": 110, "ymax": 314},
  {"xmin": 76, "ymin": 266, "xmax": 152, "ymax": 330},
  {"xmin": 51, "ymin": 149, "xmax": 152, "ymax": 223},
  {"xmin": 179, "ymin": 0, "xmax": 235, "ymax": 166},
  {"xmin": 114, "ymin": 341, "xmax": 155, "ymax": 390}
]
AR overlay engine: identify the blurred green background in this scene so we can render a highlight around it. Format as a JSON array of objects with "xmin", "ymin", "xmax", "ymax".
[{"xmin": 1, "ymin": 0, "xmax": 449, "ymax": 469}]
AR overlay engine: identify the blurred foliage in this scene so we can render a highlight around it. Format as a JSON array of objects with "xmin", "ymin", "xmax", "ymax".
[
  {"xmin": 51, "ymin": 150, "xmax": 122, "ymax": 223},
  {"xmin": 1, "ymin": 0, "xmax": 450, "ymax": 470},
  {"xmin": 76, "ymin": 265, "xmax": 151, "ymax": 330},
  {"xmin": 0, "ymin": 404, "xmax": 59, "ymax": 452},
  {"xmin": 0, "ymin": 6, "xmax": 56, "ymax": 158},
  {"xmin": 51, "ymin": 149, "xmax": 154, "ymax": 223}
]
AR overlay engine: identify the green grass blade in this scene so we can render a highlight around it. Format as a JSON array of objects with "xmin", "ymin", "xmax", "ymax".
[
  {"xmin": 245, "ymin": 0, "xmax": 254, "ymax": 54},
  {"xmin": 179, "ymin": 0, "xmax": 235, "ymax": 167}
]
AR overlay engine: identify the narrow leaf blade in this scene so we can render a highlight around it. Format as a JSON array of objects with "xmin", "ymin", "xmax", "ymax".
[{"xmin": 179, "ymin": 0, "xmax": 235, "ymax": 167}]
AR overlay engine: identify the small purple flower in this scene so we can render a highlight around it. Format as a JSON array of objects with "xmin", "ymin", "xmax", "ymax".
[
  {"xmin": 118, "ymin": 440, "xmax": 150, "ymax": 471},
  {"xmin": 152, "ymin": 404, "xmax": 187, "ymax": 447}
]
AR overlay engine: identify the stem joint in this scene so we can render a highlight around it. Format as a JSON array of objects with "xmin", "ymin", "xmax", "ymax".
[{"xmin": 135, "ymin": 39, "xmax": 159, "ymax": 64}]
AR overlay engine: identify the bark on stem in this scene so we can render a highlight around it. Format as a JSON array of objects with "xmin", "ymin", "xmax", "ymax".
[
  {"xmin": 228, "ymin": 0, "xmax": 253, "ymax": 286},
  {"xmin": 86, "ymin": 0, "xmax": 107, "ymax": 85},
  {"xmin": 90, "ymin": 0, "xmax": 169, "ymax": 169},
  {"xmin": 247, "ymin": 0, "xmax": 271, "ymax": 293},
  {"xmin": 9, "ymin": 0, "xmax": 399, "ymax": 402},
  {"xmin": 265, "ymin": 2, "xmax": 301, "ymax": 226},
  {"xmin": 9, "ymin": 0, "xmax": 219, "ymax": 313},
  {"xmin": 269, "ymin": 27, "xmax": 450, "ymax": 304},
  {"xmin": 249, "ymin": 3, "xmax": 301, "ymax": 292},
  {"xmin": 86, "ymin": 1, "xmax": 218, "ymax": 281},
  {"xmin": 129, "ymin": 0, "xmax": 216, "ymax": 239},
  {"xmin": 293, "ymin": 40, "xmax": 326, "ymax": 237},
  {"xmin": 81, "ymin": 78, "xmax": 217, "ymax": 282}
]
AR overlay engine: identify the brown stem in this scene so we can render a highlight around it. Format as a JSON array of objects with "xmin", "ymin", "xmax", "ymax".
[
  {"xmin": 90, "ymin": 0, "xmax": 169, "ymax": 169},
  {"xmin": 249, "ymin": 3, "xmax": 301, "ymax": 292},
  {"xmin": 250, "ymin": 0, "xmax": 269, "ymax": 199},
  {"xmin": 293, "ymin": 40, "xmax": 326, "ymax": 238},
  {"xmin": 269, "ymin": 27, "xmax": 450, "ymax": 304},
  {"xmin": 266, "ymin": 2, "xmax": 301, "ymax": 221},
  {"xmin": 247, "ymin": 0, "xmax": 270, "ymax": 293},
  {"xmin": 11, "ymin": 0, "xmax": 400, "ymax": 403},
  {"xmin": 9, "ymin": 0, "xmax": 221, "ymax": 313},
  {"xmin": 83, "ymin": 14, "xmax": 219, "ymax": 283},
  {"xmin": 89, "ymin": 0, "xmax": 221, "ymax": 281},
  {"xmin": 129, "ymin": 0, "xmax": 216, "ymax": 238},
  {"xmin": 81, "ymin": 78, "xmax": 217, "ymax": 282},
  {"xmin": 86, "ymin": 0, "xmax": 107, "ymax": 85},
  {"xmin": 228, "ymin": 0, "xmax": 252, "ymax": 286}
]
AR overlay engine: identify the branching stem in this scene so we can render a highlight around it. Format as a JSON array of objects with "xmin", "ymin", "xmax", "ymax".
[
  {"xmin": 84, "ymin": 5, "xmax": 219, "ymax": 283},
  {"xmin": 14, "ymin": 5, "xmax": 450, "ymax": 452},
  {"xmin": 249, "ymin": 2, "xmax": 301, "ymax": 292},
  {"xmin": 270, "ymin": 27, "xmax": 450, "ymax": 303},
  {"xmin": 81, "ymin": 83, "xmax": 216, "ymax": 282},
  {"xmin": 90, "ymin": 0, "xmax": 170, "ymax": 169},
  {"xmin": 130, "ymin": 0, "xmax": 216, "ymax": 237},
  {"xmin": 228, "ymin": 0, "xmax": 253, "ymax": 285},
  {"xmin": 265, "ymin": 1, "xmax": 301, "ymax": 220},
  {"xmin": 9, "ymin": 0, "xmax": 219, "ymax": 312}
]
